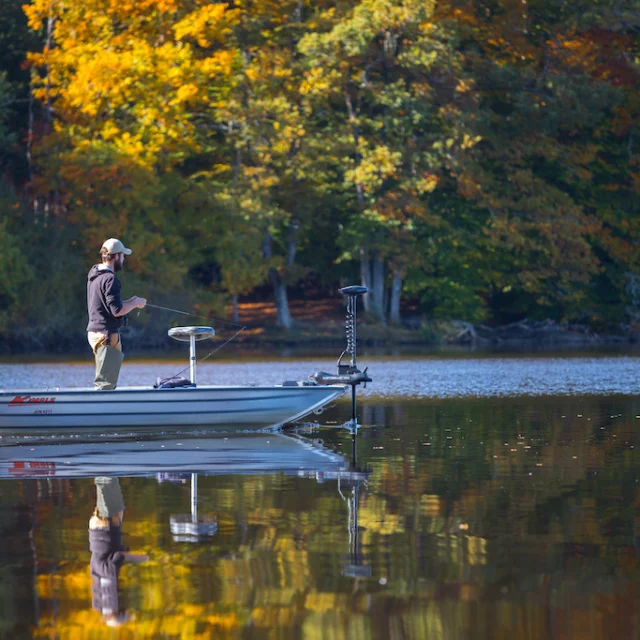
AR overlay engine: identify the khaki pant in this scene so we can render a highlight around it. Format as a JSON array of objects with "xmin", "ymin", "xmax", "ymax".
[{"xmin": 88, "ymin": 332, "xmax": 124, "ymax": 390}]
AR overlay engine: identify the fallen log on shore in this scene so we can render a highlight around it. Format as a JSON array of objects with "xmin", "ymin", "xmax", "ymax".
[{"xmin": 450, "ymin": 319, "xmax": 633, "ymax": 347}]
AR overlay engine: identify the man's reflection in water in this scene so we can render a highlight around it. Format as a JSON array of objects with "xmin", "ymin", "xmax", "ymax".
[{"xmin": 89, "ymin": 476, "xmax": 148, "ymax": 628}]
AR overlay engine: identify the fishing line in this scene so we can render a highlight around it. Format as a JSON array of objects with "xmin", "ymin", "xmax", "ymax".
[
  {"xmin": 143, "ymin": 302, "xmax": 247, "ymax": 382},
  {"xmin": 144, "ymin": 303, "xmax": 245, "ymax": 329},
  {"xmin": 164, "ymin": 325, "xmax": 247, "ymax": 383}
]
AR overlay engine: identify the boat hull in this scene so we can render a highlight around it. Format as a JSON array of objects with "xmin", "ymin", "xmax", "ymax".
[{"xmin": 0, "ymin": 384, "xmax": 346, "ymax": 431}]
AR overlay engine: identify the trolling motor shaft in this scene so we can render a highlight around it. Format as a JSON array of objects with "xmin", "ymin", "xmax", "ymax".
[
  {"xmin": 310, "ymin": 286, "xmax": 372, "ymax": 423},
  {"xmin": 337, "ymin": 285, "xmax": 368, "ymax": 375}
]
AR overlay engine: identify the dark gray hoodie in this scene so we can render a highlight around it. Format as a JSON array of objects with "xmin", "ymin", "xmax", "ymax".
[{"xmin": 86, "ymin": 265, "xmax": 124, "ymax": 334}]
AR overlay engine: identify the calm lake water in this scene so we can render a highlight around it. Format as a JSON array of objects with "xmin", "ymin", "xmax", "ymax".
[
  {"xmin": 0, "ymin": 356, "xmax": 639, "ymax": 638},
  {"xmin": 1, "ymin": 353, "xmax": 639, "ymax": 396}
]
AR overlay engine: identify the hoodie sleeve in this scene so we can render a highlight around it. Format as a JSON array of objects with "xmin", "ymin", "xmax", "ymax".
[{"xmin": 103, "ymin": 274, "xmax": 123, "ymax": 316}]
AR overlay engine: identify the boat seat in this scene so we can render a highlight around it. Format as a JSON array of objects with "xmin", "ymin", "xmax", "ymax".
[{"xmin": 168, "ymin": 326, "xmax": 215, "ymax": 342}]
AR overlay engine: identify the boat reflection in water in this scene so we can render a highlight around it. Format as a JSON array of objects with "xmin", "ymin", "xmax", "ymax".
[
  {"xmin": 0, "ymin": 431, "xmax": 350, "ymax": 479},
  {"xmin": 161, "ymin": 473, "xmax": 219, "ymax": 542},
  {"xmin": 0, "ymin": 427, "xmax": 371, "ymax": 630},
  {"xmin": 296, "ymin": 426, "xmax": 372, "ymax": 580}
]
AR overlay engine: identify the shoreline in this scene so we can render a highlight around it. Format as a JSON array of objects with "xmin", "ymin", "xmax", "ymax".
[
  {"xmin": 1, "ymin": 301, "xmax": 637, "ymax": 356},
  {"xmin": 1, "ymin": 328, "xmax": 637, "ymax": 361}
]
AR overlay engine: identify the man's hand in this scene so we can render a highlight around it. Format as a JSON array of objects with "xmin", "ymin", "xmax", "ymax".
[{"xmin": 116, "ymin": 296, "xmax": 147, "ymax": 317}]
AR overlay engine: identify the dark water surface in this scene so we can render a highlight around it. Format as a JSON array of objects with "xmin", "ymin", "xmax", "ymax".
[{"xmin": 1, "ymin": 394, "xmax": 639, "ymax": 639}]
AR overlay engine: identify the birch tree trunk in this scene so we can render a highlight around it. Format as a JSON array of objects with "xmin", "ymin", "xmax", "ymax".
[
  {"xmin": 360, "ymin": 246, "xmax": 372, "ymax": 313},
  {"xmin": 44, "ymin": 7, "xmax": 54, "ymax": 133},
  {"xmin": 388, "ymin": 270, "xmax": 403, "ymax": 325},
  {"xmin": 263, "ymin": 231, "xmax": 293, "ymax": 329},
  {"xmin": 27, "ymin": 72, "xmax": 34, "ymax": 182},
  {"xmin": 371, "ymin": 251, "xmax": 386, "ymax": 324}
]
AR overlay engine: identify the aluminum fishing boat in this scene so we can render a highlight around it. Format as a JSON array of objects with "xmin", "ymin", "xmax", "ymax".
[
  {"xmin": 0, "ymin": 286, "xmax": 371, "ymax": 433},
  {"xmin": 0, "ymin": 383, "xmax": 346, "ymax": 431}
]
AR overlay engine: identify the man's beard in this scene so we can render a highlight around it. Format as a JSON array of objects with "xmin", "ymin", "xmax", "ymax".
[{"xmin": 114, "ymin": 256, "xmax": 124, "ymax": 272}]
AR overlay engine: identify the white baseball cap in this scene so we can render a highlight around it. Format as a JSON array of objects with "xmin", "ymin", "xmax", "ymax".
[{"xmin": 100, "ymin": 238, "xmax": 132, "ymax": 255}]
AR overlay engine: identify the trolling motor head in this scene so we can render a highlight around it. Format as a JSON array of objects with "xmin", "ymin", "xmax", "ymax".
[{"xmin": 310, "ymin": 286, "xmax": 372, "ymax": 389}]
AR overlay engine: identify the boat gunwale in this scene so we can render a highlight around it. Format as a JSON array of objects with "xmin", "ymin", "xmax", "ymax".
[
  {"xmin": 1, "ymin": 392, "xmax": 343, "ymax": 405},
  {"xmin": 0, "ymin": 384, "xmax": 348, "ymax": 397}
]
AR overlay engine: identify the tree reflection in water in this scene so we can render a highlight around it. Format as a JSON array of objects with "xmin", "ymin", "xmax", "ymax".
[{"xmin": 0, "ymin": 395, "xmax": 638, "ymax": 638}]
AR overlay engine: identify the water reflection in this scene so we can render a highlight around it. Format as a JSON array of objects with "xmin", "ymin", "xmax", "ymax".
[
  {"xmin": 0, "ymin": 433, "xmax": 350, "ymax": 478},
  {"xmin": 164, "ymin": 473, "xmax": 218, "ymax": 542},
  {"xmin": 0, "ymin": 396, "xmax": 638, "ymax": 638},
  {"xmin": 305, "ymin": 426, "xmax": 373, "ymax": 579},
  {"xmin": 89, "ymin": 477, "xmax": 148, "ymax": 627}
]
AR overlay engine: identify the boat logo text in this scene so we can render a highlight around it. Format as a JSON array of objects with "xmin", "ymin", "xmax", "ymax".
[{"xmin": 8, "ymin": 395, "xmax": 56, "ymax": 407}]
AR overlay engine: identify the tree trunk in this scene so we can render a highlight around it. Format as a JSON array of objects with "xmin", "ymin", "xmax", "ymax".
[
  {"xmin": 382, "ymin": 283, "xmax": 388, "ymax": 320},
  {"xmin": 263, "ymin": 231, "xmax": 293, "ymax": 329},
  {"xmin": 287, "ymin": 218, "xmax": 298, "ymax": 268},
  {"xmin": 388, "ymin": 270, "xmax": 403, "ymax": 325},
  {"xmin": 232, "ymin": 293, "xmax": 239, "ymax": 325},
  {"xmin": 359, "ymin": 246, "xmax": 371, "ymax": 313},
  {"xmin": 272, "ymin": 278, "xmax": 292, "ymax": 328},
  {"xmin": 27, "ymin": 72, "xmax": 34, "ymax": 182},
  {"xmin": 371, "ymin": 251, "xmax": 386, "ymax": 324},
  {"xmin": 44, "ymin": 8, "xmax": 55, "ymax": 133},
  {"xmin": 347, "ymin": 90, "xmax": 375, "ymax": 317}
]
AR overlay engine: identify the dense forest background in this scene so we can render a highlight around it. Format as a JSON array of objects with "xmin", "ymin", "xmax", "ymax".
[{"xmin": 0, "ymin": 0, "xmax": 638, "ymax": 351}]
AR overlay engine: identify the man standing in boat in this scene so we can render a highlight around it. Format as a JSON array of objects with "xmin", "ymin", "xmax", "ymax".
[{"xmin": 87, "ymin": 238, "xmax": 147, "ymax": 390}]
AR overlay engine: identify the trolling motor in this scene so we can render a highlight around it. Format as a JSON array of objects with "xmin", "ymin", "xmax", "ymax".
[{"xmin": 311, "ymin": 286, "xmax": 372, "ymax": 423}]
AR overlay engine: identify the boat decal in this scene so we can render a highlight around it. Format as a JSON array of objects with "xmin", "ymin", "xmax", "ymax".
[
  {"xmin": 8, "ymin": 395, "xmax": 56, "ymax": 407},
  {"xmin": 2, "ymin": 392, "xmax": 338, "ymax": 406},
  {"xmin": 9, "ymin": 461, "xmax": 56, "ymax": 476}
]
